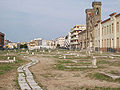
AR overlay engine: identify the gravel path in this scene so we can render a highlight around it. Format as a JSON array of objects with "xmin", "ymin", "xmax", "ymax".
[{"xmin": 17, "ymin": 56, "xmax": 42, "ymax": 90}]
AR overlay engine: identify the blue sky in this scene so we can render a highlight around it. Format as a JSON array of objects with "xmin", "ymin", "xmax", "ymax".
[{"xmin": 0, "ymin": 0, "xmax": 120, "ymax": 42}]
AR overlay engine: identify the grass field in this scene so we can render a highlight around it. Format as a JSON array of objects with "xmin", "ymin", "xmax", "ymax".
[{"xmin": 0, "ymin": 50, "xmax": 28, "ymax": 75}]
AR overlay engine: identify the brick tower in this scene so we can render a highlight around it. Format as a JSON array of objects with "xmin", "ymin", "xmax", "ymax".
[{"xmin": 86, "ymin": 1, "xmax": 102, "ymax": 51}]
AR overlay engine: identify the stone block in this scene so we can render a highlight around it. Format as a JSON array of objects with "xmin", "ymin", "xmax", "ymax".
[
  {"xmin": 19, "ymin": 73, "xmax": 25, "ymax": 77},
  {"xmin": 19, "ymin": 82, "xmax": 31, "ymax": 90},
  {"xmin": 26, "ymin": 77, "xmax": 35, "ymax": 83},
  {"xmin": 18, "ymin": 77, "xmax": 26, "ymax": 83}
]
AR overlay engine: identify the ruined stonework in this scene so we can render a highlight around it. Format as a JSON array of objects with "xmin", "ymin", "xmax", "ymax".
[{"xmin": 85, "ymin": 2, "xmax": 102, "ymax": 51}]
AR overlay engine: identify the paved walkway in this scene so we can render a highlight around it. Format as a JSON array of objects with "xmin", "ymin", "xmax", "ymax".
[{"xmin": 17, "ymin": 56, "xmax": 42, "ymax": 90}]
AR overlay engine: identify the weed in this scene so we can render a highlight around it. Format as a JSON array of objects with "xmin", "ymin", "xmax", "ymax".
[
  {"xmin": 89, "ymin": 73, "xmax": 120, "ymax": 83},
  {"xmin": 92, "ymin": 73, "xmax": 113, "ymax": 81},
  {"xmin": 86, "ymin": 87, "xmax": 120, "ymax": 90},
  {"xmin": 55, "ymin": 64, "xmax": 66, "ymax": 70},
  {"xmin": 56, "ymin": 60, "xmax": 73, "ymax": 64}
]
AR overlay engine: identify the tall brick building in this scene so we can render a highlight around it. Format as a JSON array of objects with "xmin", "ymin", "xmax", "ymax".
[
  {"xmin": 0, "ymin": 32, "xmax": 5, "ymax": 49},
  {"xmin": 85, "ymin": 1, "xmax": 102, "ymax": 50}
]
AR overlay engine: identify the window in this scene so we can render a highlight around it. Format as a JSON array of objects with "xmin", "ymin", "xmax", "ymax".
[
  {"xmin": 96, "ymin": 8, "xmax": 99, "ymax": 15},
  {"xmin": 112, "ymin": 23, "xmax": 114, "ymax": 33},
  {"xmin": 117, "ymin": 37, "xmax": 119, "ymax": 48},
  {"xmin": 104, "ymin": 26, "xmax": 106, "ymax": 35},
  {"xmin": 110, "ymin": 39, "xmax": 111, "ymax": 48},
  {"xmin": 107, "ymin": 39, "xmax": 108, "ymax": 48},
  {"xmin": 109, "ymin": 25, "xmax": 111, "ymax": 34},
  {"xmin": 104, "ymin": 39, "xmax": 106, "ymax": 48},
  {"xmin": 108, "ymin": 39, "xmax": 110, "ymax": 48},
  {"xmin": 102, "ymin": 28, "xmax": 103, "ymax": 35},
  {"xmin": 107, "ymin": 25, "xmax": 108, "ymax": 34},
  {"xmin": 112, "ymin": 38, "xmax": 114, "ymax": 48},
  {"xmin": 117, "ymin": 22, "xmax": 119, "ymax": 32},
  {"xmin": 102, "ymin": 40, "xmax": 103, "ymax": 48}
]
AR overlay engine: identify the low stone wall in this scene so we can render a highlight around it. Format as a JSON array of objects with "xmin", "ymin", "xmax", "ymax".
[
  {"xmin": 0, "ymin": 60, "xmax": 16, "ymax": 63},
  {"xmin": 0, "ymin": 57, "xmax": 16, "ymax": 63},
  {"xmin": 100, "ymin": 72, "xmax": 120, "ymax": 79}
]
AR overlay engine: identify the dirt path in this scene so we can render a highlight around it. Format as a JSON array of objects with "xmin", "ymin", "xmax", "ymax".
[
  {"xmin": 0, "ymin": 70, "xmax": 18, "ymax": 90},
  {"xmin": 30, "ymin": 55, "xmax": 120, "ymax": 90}
]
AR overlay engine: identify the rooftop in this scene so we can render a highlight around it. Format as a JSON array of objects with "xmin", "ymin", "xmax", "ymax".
[{"xmin": 0, "ymin": 32, "xmax": 5, "ymax": 36}]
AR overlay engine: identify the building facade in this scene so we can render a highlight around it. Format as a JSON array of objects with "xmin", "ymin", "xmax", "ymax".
[
  {"xmin": 65, "ymin": 32, "xmax": 71, "ymax": 49},
  {"xmin": 7, "ymin": 42, "xmax": 18, "ymax": 49},
  {"xmin": 42, "ymin": 40, "xmax": 55, "ymax": 49},
  {"xmin": 94, "ymin": 13, "xmax": 120, "ymax": 52},
  {"xmin": 28, "ymin": 38, "xmax": 55, "ymax": 50},
  {"xmin": 0, "ymin": 32, "xmax": 5, "ymax": 49},
  {"xmin": 28, "ymin": 38, "xmax": 42, "ymax": 50},
  {"xmin": 55, "ymin": 36, "xmax": 65, "ymax": 47},
  {"xmin": 70, "ymin": 25, "xmax": 86, "ymax": 49},
  {"xmin": 78, "ymin": 30, "xmax": 87, "ymax": 50}
]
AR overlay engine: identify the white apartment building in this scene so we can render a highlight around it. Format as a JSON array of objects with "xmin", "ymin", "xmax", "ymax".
[
  {"xmin": 55, "ymin": 36, "xmax": 65, "ymax": 47},
  {"xmin": 28, "ymin": 38, "xmax": 55, "ymax": 50},
  {"xmin": 94, "ymin": 12, "xmax": 120, "ymax": 52},
  {"xmin": 41, "ymin": 40, "xmax": 55, "ymax": 49},
  {"xmin": 70, "ymin": 25, "xmax": 86, "ymax": 49}
]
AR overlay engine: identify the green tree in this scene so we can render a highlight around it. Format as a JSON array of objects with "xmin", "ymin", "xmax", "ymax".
[{"xmin": 57, "ymin": 44, "xmax": 60, "ymax": 48}]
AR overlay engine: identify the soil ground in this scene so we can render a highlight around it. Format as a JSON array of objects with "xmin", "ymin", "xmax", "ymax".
[
  {"xmin": 0, "ymin": 69, "xmax": 18, "ymax": 90},
  {"xmin": 30, "ymin": 54, "xmax": 120, "ymax": 90},
  {"xmin": 0, "ymin": 53, "xmax": 29, "ymax": 90},
  {"xmin": 1, "ymin": 50, "xmax": 120, "ymax": 90}
]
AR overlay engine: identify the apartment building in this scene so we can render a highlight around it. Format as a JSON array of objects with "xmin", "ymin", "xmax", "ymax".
[
  {"xmin": 42, "ymin": 40, "xmax": 55, "ymax": 49},
  {"xmin": 78, "ymin": 30, "xmax": 87, "ymax": 50},
  {"xmin": 0, "ymin": 32, "xmax": 5, "ymax": 49},
  {"xmin": 94, "ymin": 13, "xmax": 120, "ymax": 52},
  {"xmin": 28, "ymin": 38, "xmax": 42, "ymax": 50},
  {"xmin": 70, "ymin": 25, "xmax": 86, "ymax": 49},
  {"xmin": 28, "ymin": 38, "xmax": 55, "ymax": 50},
  {"xmin": 55, "ymin": 36, "xmax": 65, "ymax": 47}
]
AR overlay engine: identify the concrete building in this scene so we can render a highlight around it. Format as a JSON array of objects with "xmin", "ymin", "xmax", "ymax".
[
  {"xmin": 55, "ymin": 36, "xmax": 65, "ymax": 47},
  {"xmin": 41, "ymin": 40, "xmax": 55, "ymax": 49},
  {"xmin": 28, "ymin": 38, "xmax": 55, "ymax": 50},
  {"xmin": 0, "ymin": 32, "xmax": 5, "ymax": 49},
  {"xmin": 33, "ymin": 38, "xmax": 42, "ymax": 46},
  {"xmin": 94, "ymin": 13, "xmax": 120, "ymax": 52},
  {"xmin": 78, "ymin": 30, "xmax": 87, "ymax": 50},
  {"xmin": 85, "ymin": 1, "xmax": 102, "ymax": 50},
  {"xmin": 65, "ymin": 32, "xmax": 71, "ymax": 49},
  {"xmin": 7, "ymin": 42, "xmax": 18, "ymax": 49},
  {"xmin": 70, "ymin": 25, "xmax": 86, "ymax": 49},
  {"xmin": 27, "ymin": 38, "xmax": 42, "ymax": 50}
]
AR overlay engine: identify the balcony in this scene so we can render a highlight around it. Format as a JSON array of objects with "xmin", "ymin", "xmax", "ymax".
[
  {"xmin": 71, "ymin": 41, "xmax": 78, "ymax": 45},
  {"xmin": 71, "ymin": 32, "xmax": 78, "ymax": 37},
  {"xmin": 70, "ymin": 37, "xmax": 78, "ymax": 41}
]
